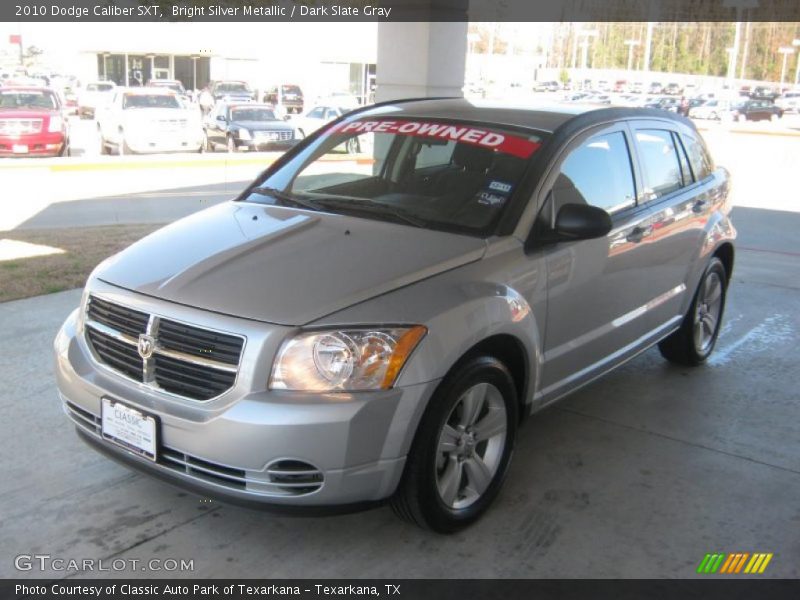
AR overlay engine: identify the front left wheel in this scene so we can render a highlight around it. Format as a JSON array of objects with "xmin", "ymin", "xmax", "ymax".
[{"xmin": 391, "ymin": 356, "xmax": 518, "ymax": 533}]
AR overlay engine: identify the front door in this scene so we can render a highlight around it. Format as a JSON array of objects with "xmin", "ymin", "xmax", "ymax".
[{"xmin": 535, "ymin": 124, "xmax": 658, "ymax": 401}]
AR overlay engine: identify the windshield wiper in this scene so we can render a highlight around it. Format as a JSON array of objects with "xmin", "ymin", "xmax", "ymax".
[
  {"xmin": 250, "ymin": 187, "xmax": 322, "ymax": 212},
  {"xmin": 311, "ymin": 197, "xmax": 428, "ymax": 229}
]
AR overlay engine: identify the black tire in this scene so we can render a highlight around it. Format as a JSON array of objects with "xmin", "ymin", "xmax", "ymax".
[
  {"xmin": 345, "ymin": 137, "xmax": 360, "ymax": 154},
  {"xmin": 391, "ymin": 356, "xmax": 518, "ymax": 533},
  {"xmin": 659, "ymin": 257, "xmax": 728, "ymax": 367}
]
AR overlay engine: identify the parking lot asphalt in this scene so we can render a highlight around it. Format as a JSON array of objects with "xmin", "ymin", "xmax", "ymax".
[{"xmin": 2, "ymin": 212, "xmax": 799, "ymax": 578}]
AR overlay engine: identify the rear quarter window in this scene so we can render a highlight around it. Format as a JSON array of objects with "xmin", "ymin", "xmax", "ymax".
[{"xmin": 681, "ymin": 133, "xmax": 714, "ymax": 181}]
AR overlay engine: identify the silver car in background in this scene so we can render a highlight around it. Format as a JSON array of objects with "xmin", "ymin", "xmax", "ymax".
[{"xmin": 55, "ymin": 99, "xmax": 735, "ymax": 532}]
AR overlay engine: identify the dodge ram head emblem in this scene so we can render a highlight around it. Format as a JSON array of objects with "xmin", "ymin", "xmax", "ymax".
[{"xmin": 137, "ymin": 334, "xmax": 155, "ymax": 359}]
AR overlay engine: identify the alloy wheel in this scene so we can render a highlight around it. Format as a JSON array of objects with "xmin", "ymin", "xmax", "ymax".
[
  {"xmin": 694, "ymin": 271, "xmax": 723, "ymax": 354},
  {"xmin": 435, "ymin": 382, "xmax": 507, "ymax": 509}
]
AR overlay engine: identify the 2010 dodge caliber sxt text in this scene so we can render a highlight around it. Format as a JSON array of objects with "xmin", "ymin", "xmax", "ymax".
[{"xmin": 55, "ymin": 99, "xmax": 735, "ymax": 532}]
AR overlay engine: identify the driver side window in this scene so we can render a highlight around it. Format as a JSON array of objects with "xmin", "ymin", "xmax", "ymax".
[{"xmin": 553, "ymin": 131, "xmax": 637, "ymax": 216}]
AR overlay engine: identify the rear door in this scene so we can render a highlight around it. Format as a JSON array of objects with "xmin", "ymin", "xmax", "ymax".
[
  {"xmin": 627, "ymin": 122, "xmax": 715, "ymax": 333},
  {"xmin": 537, "ymin": 123, "xmax": 661, "ymax": 398}
]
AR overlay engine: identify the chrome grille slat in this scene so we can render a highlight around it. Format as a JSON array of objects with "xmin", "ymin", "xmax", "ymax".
[
  {"xmin": 84, "ymin": 295, "xmax": 244, "ymax": 401},
  {"xmin": 88, "ymin": 296, "xmax": 149, "ymax": 336},
  {"xmin": 0, "ymin": 118, "xmax": 43, "ymax": 135}
]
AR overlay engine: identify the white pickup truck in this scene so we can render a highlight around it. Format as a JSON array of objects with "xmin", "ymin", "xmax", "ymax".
[{"xmin": 96, "ymin": 88, "xmax": 203, "ymax": 155}]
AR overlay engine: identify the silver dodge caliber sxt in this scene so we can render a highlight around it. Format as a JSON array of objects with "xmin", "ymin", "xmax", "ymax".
[{"xmin": 55, "ymin": 99, "xmax": 735, "ymax": 532}]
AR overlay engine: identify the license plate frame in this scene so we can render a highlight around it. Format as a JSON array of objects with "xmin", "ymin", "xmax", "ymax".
[{"xmin": 101, "ymin": 398, "xmax": 158, "ymax": 462}]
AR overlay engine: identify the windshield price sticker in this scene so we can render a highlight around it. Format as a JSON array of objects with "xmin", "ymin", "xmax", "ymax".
[{"xmin": 332, "ymin": 120, "xmax": 542, "ymax": 159}]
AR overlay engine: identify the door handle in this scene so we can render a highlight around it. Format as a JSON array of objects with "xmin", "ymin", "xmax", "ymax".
[
  {"xmin": 692, "ymin": 199, "xmax": 709, "ymax": 214},
  {"xmin": 626, "ymin": 225, "xmax": 652, "ymax": 243}
]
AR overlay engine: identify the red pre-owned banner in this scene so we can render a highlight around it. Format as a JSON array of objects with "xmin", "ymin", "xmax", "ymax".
[{"xmin": 331, "ymin": 119, "xmax": 541, "ymax": 159}]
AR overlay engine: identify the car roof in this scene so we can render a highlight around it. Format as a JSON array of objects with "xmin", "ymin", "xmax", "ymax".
[{"xmin": 355, "ymin": 98, "xmax": 693, "ymax": 134}]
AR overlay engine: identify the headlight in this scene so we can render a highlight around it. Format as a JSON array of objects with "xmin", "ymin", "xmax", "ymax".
[
  {"xmin": 48, "ymin": 116, "xmax": 63, "ymax": 132},
  {"xmin": 270, "ymin": 326, "xmax": 426, "ymax": 392},
  {"xmin": 238, "ymin": 128, "xmax": 252, "ymax": 140}
]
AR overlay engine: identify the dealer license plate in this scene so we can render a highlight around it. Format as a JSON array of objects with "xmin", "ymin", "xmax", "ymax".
[{"xmin": 101, "ymin": 398, "xmax": 158, "ymax": 461}]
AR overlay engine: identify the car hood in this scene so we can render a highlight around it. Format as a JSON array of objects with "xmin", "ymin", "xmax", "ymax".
[
  {"xmin": 96, "ymin": 202, "xmax": 486, "ymax": 326},
  {"xmin": 231, "ymin": 120, "xmax": 293, "ymax": 132}
]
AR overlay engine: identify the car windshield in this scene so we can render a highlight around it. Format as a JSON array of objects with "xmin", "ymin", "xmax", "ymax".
[
  {"xmin": 231, "ymin": 107, "xmax": 276, "ymax": 121},
  {"xmin": 0, "ymin": 90, "xmax": 58, "ymax": 109},
  {"xmin": 123, "ymin": 94, "xmax": 180, "ymax": 109},
  {"xmin": 243, "ymin": 118, "xmax": 547, "ymax": 236},
  {"xmin": 216, "ymin": 83, "xmax": 249, "ymax": 93},
  {"xmin": 282, "ymin": 85, "xmax": 302, "ymax": 95}
]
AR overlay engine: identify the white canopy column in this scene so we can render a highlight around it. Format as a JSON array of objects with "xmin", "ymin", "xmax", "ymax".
[{"xmin": 375, "ymin": 21, "xmax": 469, "ymax": 102}]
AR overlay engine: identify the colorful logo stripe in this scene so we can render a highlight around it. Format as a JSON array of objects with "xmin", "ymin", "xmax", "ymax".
[{"xmin": 697, "ymin": 553, "xmax": 773, "ymax": 574}]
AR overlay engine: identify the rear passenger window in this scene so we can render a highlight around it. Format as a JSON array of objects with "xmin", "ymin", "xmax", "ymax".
[
  {"xmin": 635, "ymin": 130, "xmax": 683, "ymax": 199},
  {"xmin": 554, "ymin": 131, "xmax": 636, "ymax": 214},
  {"xmin": 681, "ymin": 133, "xmax": 713, "ymax": 181}
]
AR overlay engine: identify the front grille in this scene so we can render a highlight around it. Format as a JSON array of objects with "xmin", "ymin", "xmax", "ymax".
[
  {"xmin": 254, "ymin": 130, "xmax": 293, "ymax": 141},
  {"xmin": 154, "ymin": 354, "xmax": 236, "ymax": 401},
  {"xmin": 86, "ymin": 327, "xmax": 144, "ymax": 381},
  {"xmin": 157, "ymin": 319, "xmax": 242, "ymax": 365},
  {"xmin": 84, "ymin": 295, "xmax": 244, "ymax": 401},
  {"xmin": 155, "ymin": 118, "xmax": 189, "ymax": 131},
  {"xmin": 160, "ymin": 447, "xmax": 247, "ymax": 489},
  {"xmin": 0, "ymin": 118, "xmax": 43, "ymax": 135},
  {"xmin": 87, "ymin": 296, "xmax": 149, "ymax": 337}
]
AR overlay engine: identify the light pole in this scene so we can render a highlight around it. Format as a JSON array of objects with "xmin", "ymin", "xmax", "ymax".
[
  {"xmin": 624, "ymin": 40, "xmax": 640, "ymax": 72},
  {"xmin": 643, "ymin": 22, "xmax": 654, "ymax": 73},
  {"xmin": 793, "ymin": 39, "xmax": 800, "ymax": 86},
  {"xmin": 778, "ymin": 47, "xmax": 795, "ymax": 89},
  {"xmin": 578, "ymin": 29, "xmax": 598, "ymax": 69}
]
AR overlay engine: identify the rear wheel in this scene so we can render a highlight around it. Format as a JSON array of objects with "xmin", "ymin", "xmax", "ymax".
[
  {"xmin": 659, "ymin": 257, "xmax": 727, "ymax": 366},
  {"xmin": 391, "ymin": 356, "xmax": 518, "ymax": 532}
]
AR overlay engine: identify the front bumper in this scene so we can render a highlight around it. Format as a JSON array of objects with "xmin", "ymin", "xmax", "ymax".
[
  {"xmin": 123, "ymin": 132, "xmax": 203, "ymax": 154},
  {"xmin": 235, "ymin": 137, "xmax": 297, "ymax": 152},
  {"xmin": 0, "ymin": 132, "xmax": 65, "ymax": 156},
  {"xmin": 54, "ymin": 285, "xmax": 437, "ymax": 508}
]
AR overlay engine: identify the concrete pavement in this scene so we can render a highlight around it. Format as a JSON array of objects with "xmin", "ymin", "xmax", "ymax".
[{"xmin": 1, "ymin": 206, "xmax": 798, "ymax": 579}]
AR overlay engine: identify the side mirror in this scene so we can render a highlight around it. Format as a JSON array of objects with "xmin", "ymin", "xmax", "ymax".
[
  {"xmin": 216, "ymin": 115, "xmax": 227, "ymax": 122},
  {"xmin": 554, "ymin": 203, "xmax": 613, "ymax": 240},
  {"xmin": 283, "ymin": 115, "xmax": 291, "ymax": 121}
]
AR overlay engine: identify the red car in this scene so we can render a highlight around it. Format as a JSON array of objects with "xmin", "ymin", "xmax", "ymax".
[{"xmin": 0, "ymin": 86, "xmax": 69, "ymax": 157}]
